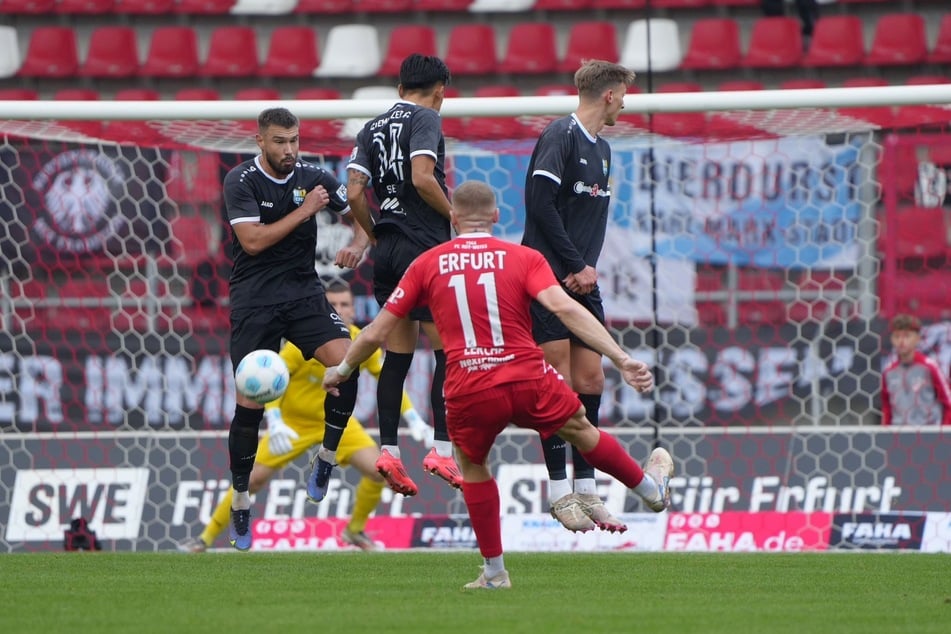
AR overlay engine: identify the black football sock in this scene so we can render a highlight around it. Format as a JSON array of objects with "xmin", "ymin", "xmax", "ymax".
[
  {"xmin": 377, "ymin": 351, "xmax": 414, "ymax": 447},
  {"xmin": 541, "ymin": 434, "xmax": 569, "ymax": 482},
  {"xmin": 571, "ymin": 393, "xmax": 601, "ymax": 481},
  {"xmin": 431, "ymin": 349, "xmax": 449, "ymax": 443},
  {"xmin": 323, "ymin": 369, "xmax": 359, "ymax": 452},
  {"xmin": 229, "ymin": 405, "xmax": 264, "ymax": 493}
]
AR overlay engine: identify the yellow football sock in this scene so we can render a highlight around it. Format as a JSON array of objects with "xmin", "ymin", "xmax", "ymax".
[
  {"xmin": 347, "ymin": 476, "xmax": 384, "ymax": 533},
  {"xmin": 199, "ymin": 488, "xmax": 234, "ymax": 547}
]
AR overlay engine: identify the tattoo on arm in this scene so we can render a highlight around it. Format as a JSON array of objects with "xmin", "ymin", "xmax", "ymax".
[{"xmin": 347, "ymin": 170, "xmax": 369, "ymax": 189}]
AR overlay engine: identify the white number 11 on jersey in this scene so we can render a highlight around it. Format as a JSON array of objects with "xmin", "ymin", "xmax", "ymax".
[{"xmin": 448, "ymin": 272, "xmax": 505, "ymax": 348}]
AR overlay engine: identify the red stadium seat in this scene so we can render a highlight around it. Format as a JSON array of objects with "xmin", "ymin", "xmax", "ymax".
[
  {"xmin": 591, "ymin": 0, "xmax": 646, "ymax": 7},
  {"xmin": 46, "ymin": 278, "xmax": 114, "ymax": 332},
  {"xmin": 780, "ymin": 79, "xmax": 827, "ymax": 90},
  {"xmin": 294, "ymin": 0, "xmax": 352, "ymax": 12},
  {"xmin": 559, "ymin": 21, "xmax": 618, "ymax": 72},
  {"xmin": 57, "ymin": 0, "xmax": 115, "ymax": 12},
  {"xmin": 0, "ymin": 89, "xmax": 39, "ymax": 99},
  {"xmin": 709, "ymin": 0, "xmax": 758, "ymax": 5},
  {"xmin": 866, "ymin": 13, "xmax": 927, "ymax": 66},
  {"xmin": 140, "ymin": 27, "xmax": 200, "ymax": 78},
  {"xmin": 444, "ymin": 24, "xmax": 497, "ymax": 76},
  {"xmin": 803, "ymin": 16, "xmax": 865, "ymax": 68},
  {"xmin": 737, "ymin": 269, "xmax": 786, "ymax": 325},
  {"xmin": 113, "ymin": 0, "xmax": 175, "ymax": 12},
  {"xmin": 379, "ymin": 25, "xmax": 438, "ymax": 77},
  {"xmin": 294, "ymin": 88, "xmax": 344, "ymax": 142},
  {"xmin": 167, "ymin": 300, "xmax": 231, "ymax": 333},
  {"xmin": 53, "ymin": 88, "xmax": 103, "ymax": 139},
  {"xmin": 881, "ymin": 207, "xmax": 951, "ymax": 261},
  {"xmin": 787, "ymin": 271, "xmax": 849, "ymax": 322},
  {"xmin": 18, "ymin": 27, "xmax": 79, "ymax": 78},
  {"xmin": 695, "ymin": 265, "xmax": 726, "ymax": 326},
  {"xmin": 175, "ymin": 88, "xmax": 221, "ymax": 100},
  {"xmin": 358, "ymin": 0, "xmax": 411, "ymax": 11},
  {"xmin": 906, "ymin": 75, "xmax": 951, "ymax": 85},
  {"xmin": 652, "ymin": 0, "xmax": 709, "ymax": 7},
  {"xmin": 928, "ymin": 14, "xmax": 951, "ymax": 64},
  {"xmin": 467, "ymin": 85, "xmax": 527, "ymax": 140},
  {"xmin": 80, "ymin": 26, "xmax": 139, "ymax": 78},
  {"xmin": 174, "ymin": 0, "xmax": 235, "ymax": 12},
  {"xmin": 413, "ymin": 0, "xmax": 470, "ymax": 9},
  {"xmin": 0, "ymin": 0, "xmax": 56, "ymax": 12},
  {"xmin": 260, "ymin": 26, "xmax": 319, "ymax": 78},
  {"xmin": 680, "ymin": 18, "xmax": 741, "ymax": 71},
  {"xmin": 881, "ymin": 269, "xmax": 951, "ymax": 321},
  {"xmin": 166, "ymin": 152, "xmax": 223, "ymax": 207},
  {"xmin": 535, "ymin": 84, "xmax": 575, "ymax": 96},
  {"xmin": 500, "ymin": 22, "xmax": 558, "ymax": 75},
  {"xmin": 234, "ymin": 88, "xmax": 281, "ymax": 100},
  {"xmin": 743, "ymin": 17, "xmax": 803, "ymax": 68},
  {"xmin": 167, "ymin": 215, "xmax": 215, "ymax": 268},
  {"xmin": 201, "ymin": 26, "xmax": 258, "ymax": 77},
  {"xmin": 534, "ymin": 0, "xmax": 592, "ymax": 9},
  {"xmin": 717, "ymin": 80, "xmax": 764, "ymax": 92}
]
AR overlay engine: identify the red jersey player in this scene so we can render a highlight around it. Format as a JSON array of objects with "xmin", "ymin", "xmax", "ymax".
[{"xmin": 323, "ymin": 181, "xmax": 674, "ymax": 590}]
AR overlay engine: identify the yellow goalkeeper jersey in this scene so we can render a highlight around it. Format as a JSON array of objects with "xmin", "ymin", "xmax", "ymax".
[{"xmin": 264, "ymin": 324, "xmax": 413, "ymax": 429}]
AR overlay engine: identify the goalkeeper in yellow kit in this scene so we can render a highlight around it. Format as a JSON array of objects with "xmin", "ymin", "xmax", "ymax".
[{"xmin": 179, "ymin": 281, "xmax": 433, "ymax": 552}]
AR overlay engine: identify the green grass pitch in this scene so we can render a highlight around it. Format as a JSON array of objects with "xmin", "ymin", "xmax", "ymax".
[{"xmin": 1, "ymin": 552, "xmax": 947, "ymax": 633}]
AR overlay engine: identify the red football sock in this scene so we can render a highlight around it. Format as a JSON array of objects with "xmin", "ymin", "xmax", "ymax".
[
  {"xmin": 580, "ymin": 430, "xmax": 645, "ymax": 488},
  {"xmin": 461, "ymin": 479, "xmax": 502, "ymax": 559}
]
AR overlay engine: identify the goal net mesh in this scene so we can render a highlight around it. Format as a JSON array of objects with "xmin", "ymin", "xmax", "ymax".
[{"xmin": 1, "ymin": 100, "xmax": 950, "ymax": 553}]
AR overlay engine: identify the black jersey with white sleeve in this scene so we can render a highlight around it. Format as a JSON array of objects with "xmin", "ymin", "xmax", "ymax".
[{"xmin": 223, "ymin": 156, "xmax": 349, "ymax": 310}]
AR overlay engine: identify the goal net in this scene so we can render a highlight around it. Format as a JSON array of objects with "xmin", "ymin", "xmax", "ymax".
[{"xmin": 1, "ymin": 88, "xmax": 950, "ymax": 553}]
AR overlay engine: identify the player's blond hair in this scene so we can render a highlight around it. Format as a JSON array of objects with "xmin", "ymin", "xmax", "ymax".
[
  {"xmin": 574, "ymin": 60, "xmax": 637, "ymax": 99},
  {"xmin": 451, "ymin": 181, "xmax": 497, "ymax": 223}
]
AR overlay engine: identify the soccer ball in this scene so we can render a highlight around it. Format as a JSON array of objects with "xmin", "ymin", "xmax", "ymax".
[{"xmin": 234, "ymin": 349, "xmax": 290, "ymax": 405}]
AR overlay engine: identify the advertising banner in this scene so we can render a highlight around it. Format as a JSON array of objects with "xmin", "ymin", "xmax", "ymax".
[
  {"xmin": 665, "ymin": 511, "xmax": 831, "ymax": 552},
  {"xmin": 0, "ymin": 318, "xmax": 883, "ymax": 431},
  {"xmin": 2, "ymin": 428, "xmax": 949, "ymax": 553}
]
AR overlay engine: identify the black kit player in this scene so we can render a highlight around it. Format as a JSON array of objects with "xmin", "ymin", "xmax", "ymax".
[
  {"xmin": 335, "ymin": 53, "xmax": 462, "ymax": 496},
  {"xmin": 521, "ymin": 60, "xmax": 638, "ymax": 534},
  {"xmin": 222, "ymin": 107, "xmax": 361, "ymax": 551}
]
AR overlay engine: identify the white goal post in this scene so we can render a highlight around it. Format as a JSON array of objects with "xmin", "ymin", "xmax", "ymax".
[{"xmin": 0, "ymin": 84, "xmax": 949, "ymax": 120}]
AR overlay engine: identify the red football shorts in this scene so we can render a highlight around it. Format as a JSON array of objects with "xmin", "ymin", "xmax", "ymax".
[{"xmin": 446, "ymin": 370, "xmax": 582, "ymax": 466}]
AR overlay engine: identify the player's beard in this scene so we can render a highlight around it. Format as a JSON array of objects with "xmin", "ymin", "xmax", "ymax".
[{"xmin": 267, "ymin": 153, "xmax": 296, "ymax": 176}]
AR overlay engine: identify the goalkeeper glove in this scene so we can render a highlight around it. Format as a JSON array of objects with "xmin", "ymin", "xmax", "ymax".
[
  {"xmin": 403, "ymin": 408, "xmax": 435, "ymax": 448},
  {"xmin": 265, "ymin": 408, "xmax": 299, "ymax": 456}
]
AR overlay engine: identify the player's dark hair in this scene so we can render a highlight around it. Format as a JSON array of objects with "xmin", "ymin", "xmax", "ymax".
[
  {"xmin": 890, "ymin": 313, "xmax": 922, "ymax": 333},
  {"xmin": 325, "ymin": 280, "xmax": 352, "ymax": 294},
  {"xmin": 574, "ymin": 60, "xmax": 637, "ymax": 99},
  {"xmin": 399, "ymin": 53, "xmax": 451, "ymax": 92},
  {"xmin": 258, "ymin": 107, "xmax": 299, "ymax": 132}
]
